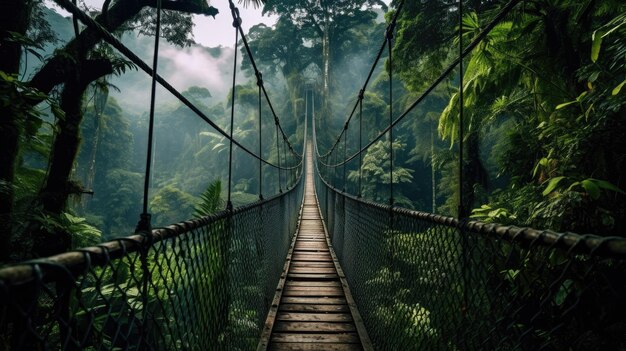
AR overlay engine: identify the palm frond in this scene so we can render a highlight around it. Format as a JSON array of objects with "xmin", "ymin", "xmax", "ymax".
[{"xmin": 193, "ymin": 180, "xmax": 224, "ymax": 217}]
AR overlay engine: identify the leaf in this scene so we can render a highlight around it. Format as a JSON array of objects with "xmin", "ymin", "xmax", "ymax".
[
  {"xmin": 581, "ymin": 179, "xmax": 600, "ymax": 199},
  {"xmin": 555, "ymin": 279, "xmax": 574, "ymax": 306},
  {"xmin": 542, "ymin": 176, "xmax": 566, "ymax": 196},
  {"xmin": 593, "ymin": 179, "xmax": 626, "ymax": 195},
  {"xmin": 612, "ymin": 80, "xmax": 626, "ymax": 95},
  {"xmin": 591, "ymin": 29, "xmax": 604, "ymax": 63},
  {"xmin": 555, "ymin": 101, "xmax": 577, "ymax": 110}
]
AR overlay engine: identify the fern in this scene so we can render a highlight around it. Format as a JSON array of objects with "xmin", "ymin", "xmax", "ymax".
[{"xmin": 193, "ymin": 180, "xmax": 224, "ymax": 218}]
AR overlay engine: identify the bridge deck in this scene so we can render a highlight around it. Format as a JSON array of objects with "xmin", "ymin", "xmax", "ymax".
[{"xmin": 258, "ymin": 147, "xmax": 371, "ymax": 351}]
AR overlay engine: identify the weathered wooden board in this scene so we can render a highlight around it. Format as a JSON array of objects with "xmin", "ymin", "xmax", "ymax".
[
  {"xmin": 284, "ymin": 281, "xmax": 341, "ymax": 287},
  {"xmin": 278, "ymin": 304, "xmax": 350, "ymax": 313},
  {"xmin": 269, "ymin": 342, "xmax": 361, "ymax": 351},
  {"xmin": 281, "ymin": 289, "xmax": 345, "ymax": 297},
  {"xmin": 280, "ymin": 297, "xmax": 347, "ymax": 305},
  {"xmin": 273, "ymin": 322, "xmax": 356, "ymax": 333},
  {"xmin": 270, "ymin": 333, "xmax": 360, "ymax": 344},
  {"xmin": 276, "ymin": 313, "xmax": 352, "ymax": 322}
]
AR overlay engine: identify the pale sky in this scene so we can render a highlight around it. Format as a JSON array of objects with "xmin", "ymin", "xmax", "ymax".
[{"xmin": 46, "ymin": 0, "xmax": 277, "ymax": 48}]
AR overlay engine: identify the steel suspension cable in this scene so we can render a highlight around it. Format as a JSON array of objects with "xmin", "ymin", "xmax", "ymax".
[
  {"xmin": 137, "ymin": 0, "xmax": 162, "ymax": 232},
  {"xmin": 387, "ymin": 22, "xmax": 394, "ymax": 206},
  {"xmin": 458, "ymin": 1, "xmax": 471, "ymax": 347},
  {"xmin": 358, "ymin": 90, "xmax": 363, "ymax": 197},
  {"xmin": 276, "ymin": 123, "xmax": 282, "ymax": 193},
  {"xmin": 316, "ymin": 0, "xmax": 522, "ymax": 171},
  {"xmin": 458, "ymin": 0, "xmax": 466, "ymax": 219},
  {"xmin": 52, "ymin": 0, "xmax": 300, "ymax": 172},
  {"xmin": 226, "ymin": 2, "xmax": 240, "ymax": 211},
  {"xmin": 258, "ymin": 72, "xmax": 263, "ymax": 200}
]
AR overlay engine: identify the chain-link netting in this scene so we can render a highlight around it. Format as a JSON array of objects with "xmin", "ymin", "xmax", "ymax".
[
  {"xmin": 0, "ymin": 174, "xmax": 304, "ymax": 350},
  {"xmin": 315, "ymin": 172, "xmax": 626, "ymax": 350}
]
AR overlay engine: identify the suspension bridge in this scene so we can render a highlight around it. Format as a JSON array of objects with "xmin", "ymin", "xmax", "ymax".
[{"xmin": 1, "ymin": 0, "xmax": 626, "ymax": 350}]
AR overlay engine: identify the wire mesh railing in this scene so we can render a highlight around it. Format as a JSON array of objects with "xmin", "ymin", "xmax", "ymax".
[
  {"xmin": 314, "ymin": 154, "xmax": 626, "ymax": 350},
  {"xmin": 0, "ymin": 165, "xmax": 305, "ymax": 350}
]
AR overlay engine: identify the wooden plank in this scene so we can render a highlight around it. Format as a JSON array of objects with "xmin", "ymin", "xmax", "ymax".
[
  {"xmin": 279, "ymin": 304, "xmax": 350, "ymax": 313},
  {"xmin": 286, "ymin": 273, "xmax": 338, "ymax": 280},
  {"xmin": 285, "ymin": 281, "xmax": 341, "ymax": 287},
  {"xmin": 284, "ymin": 286, "xmax": 343, "ymax": 292},
  {"xmin": 282, "ymin": 289, "xmax": 344, "ymax": 297},
  {"xmin": 291, "ymin": 256, "xmax": 332, "ymax": 260},
  {"xmin": 277, "ymin": 313, "xmax": 352, "ymax": 322},
  {"xmin": 273, "ymin": 322, "xmax": 356, "ymax": 333},
  {"xmin": 294, "ymin": 243, "xmax": 327, "ymax": 247},
  {"xmin": 291, "ymin": 256, "xmax": 332, "ymax": 262},
  {"xmin": 269, "ymin": 342, "xmax": 361, "ymax": 351},
  {"xmin": 293, "ymin": 249, "xmax": 330, "ymax": 253},
  {"xmin": 270, "ymin": 333, "xmax": 360, "ymax": 344},
  {"xmin": 289, "ymin": 262, "xmax": 335, "ymax": 267},
  {"xmin": 289, "ymin": 267, "xmax": 336, "ymax": 274},
  {"xmin": 292, "ymin": 251, "xmax": 331, "ymax": 256},
  {"xmin": 281, "ymin": 297, "xmax": 347, "ymax": 305}
]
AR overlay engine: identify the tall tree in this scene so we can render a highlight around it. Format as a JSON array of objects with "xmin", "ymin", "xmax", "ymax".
[
  {"xmin": 0, "ymin": 0, "xmax": 219, "ymax": 261},
  {"xmin": 263, "ymin": 0, "xmax": 385, "ymax": 124}
]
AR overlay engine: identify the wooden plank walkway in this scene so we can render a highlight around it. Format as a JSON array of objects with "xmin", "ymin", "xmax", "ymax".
[{"xmin": 258, "ymin": 145, "xmax": 371, "ymax": 351}]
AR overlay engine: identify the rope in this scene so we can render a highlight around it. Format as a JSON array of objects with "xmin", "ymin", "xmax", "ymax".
[
  {"xmin": 51, "ymin": 0, "xmax": 301, "ymax": 171},
  {"xmin": 226, "ymin": 1, "xmax": 240, "ymax": 211},
  {"xmin": 458, "ymin": 0, "xmax": 466, "ymax": 219},
  {"xmin": 276, "ymin": 123, "xmax": 282, "ymax": 193},
  {"xmin": 136, "ymin": 0, "xmax": 162, "ymax": 232},
  {"xmin": 387, "ymin": 22, "xmax": 394, "ymax": 206},
  {"xmin": 358, "ymin": 90, "xmax": 363, "ymax": 197},
  {"xmin": 258, "ymin": 72, "xmax": 263, "ymax": 200}
]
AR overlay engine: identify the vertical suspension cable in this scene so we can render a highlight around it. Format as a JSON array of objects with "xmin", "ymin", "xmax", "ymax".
[
  {"xmin": 343, "ymin": 126, "xmax": 347, "ymax": 192},
  {"xmin": 257, "ymin": 72, "xmax": 263, "ymax": 200},
  {"xmin": 282, "ymin": 136, "xmax": 287, "ymax": 187},
  {"xmin": 276, "ymin": 121, "xmax": 282, "ymax": 193},
  {"xmin": 358, "ymin": 90, "xmax": 363, "ymax": 197},
  {"xmin": 136, "ymin": 0, "xmax": 162, "ymax": 232},
  {"xmin": 458, "ymin": 0, "xmax": 465, "ymax": 219},
  {"xmin": 226, "ymin": 3, "xmax": 241, "ymax": 211},
  {"xmin": 458, "ymin": 1, "xmax": 470, "ymax": 346},
  {"xmin": 387, "ymin": 23, "xmax": 395, "ymax": 206}
]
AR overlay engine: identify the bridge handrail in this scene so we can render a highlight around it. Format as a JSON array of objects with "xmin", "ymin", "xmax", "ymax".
[
  {"xmin": 311, "ymin": 109, "xmax": 626, "ymax": 258},
  {"xmin": 0, "ymin": 167, "xmax": 305, "ymax": 287},
  {"xmin": 317, "ymin": 173, "xmax": 626, "ymax": 258}
]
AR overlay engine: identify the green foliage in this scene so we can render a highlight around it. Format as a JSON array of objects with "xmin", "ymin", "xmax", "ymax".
[
  {"xmin": 348, "ymin": 139, "xmax": 414, "ymax": 206},
  {"xmin": 150, "ymin": 185, "xmax": 197, "ymax": 226},
  {"xmin": 470, "ymin": 204, "xmax": 517, "ymax": 224},
  {"xmin": 193, "ymin": 180, "xmax": 223, "ymax": 218}
]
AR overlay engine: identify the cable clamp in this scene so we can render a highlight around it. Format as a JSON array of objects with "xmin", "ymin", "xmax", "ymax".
[{"xmin": 386, "ymin": 20, "xmax": 396, "ymax": 40}]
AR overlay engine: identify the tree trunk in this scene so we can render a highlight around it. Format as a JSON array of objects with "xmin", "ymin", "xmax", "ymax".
[
  {"xmin": 0, "ymin": 0, "xmax": 32, "ymax": 262},
  {"xmin": 28, "ymin": 0, "xmax": 215, "ymax": 100},
  {"xmin": 461, "ymin": 131, "xmax": 487, "ymax": 217},
  {"xmin": 33, "ymin": 59, "xmax": 112, "ymax": 257},
  {"xmin": 320, "ymin": 6, "xmax": 331, "ymax": 124}
]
